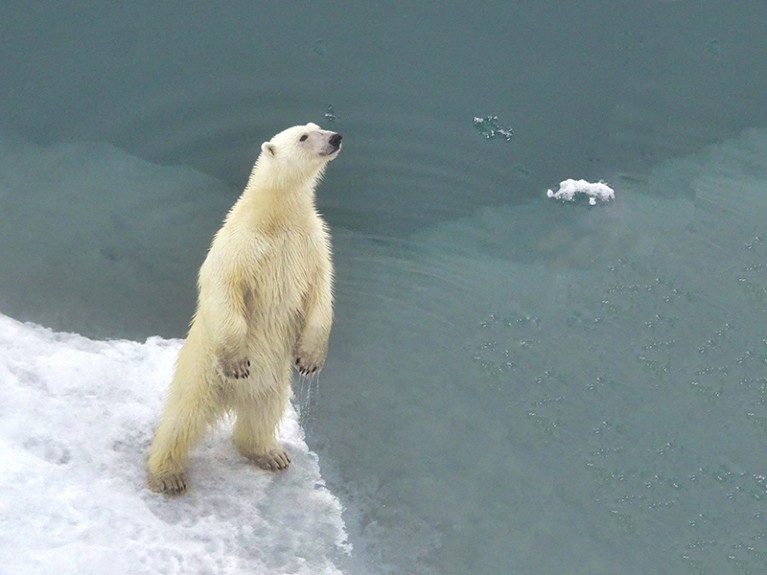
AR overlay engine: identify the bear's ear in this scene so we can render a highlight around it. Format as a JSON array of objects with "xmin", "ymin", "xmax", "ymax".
[{"xmin": 261, "ymin": 141, "xmax": 276, "ymax": 157}]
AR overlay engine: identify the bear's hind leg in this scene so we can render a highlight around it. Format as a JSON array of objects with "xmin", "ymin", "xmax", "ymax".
[
  {"xmin": 232, "ymin": 395, "xmax": 291, "ymax": 471},
  {"xmin": 147, "ymin": 392, "xmax": 216, "ymax": 494}
]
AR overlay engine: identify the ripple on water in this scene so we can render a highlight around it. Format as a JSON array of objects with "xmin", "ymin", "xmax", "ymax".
[{"xmin": 441, "ymin": 131, "xmax": 767, "ymax": 570}]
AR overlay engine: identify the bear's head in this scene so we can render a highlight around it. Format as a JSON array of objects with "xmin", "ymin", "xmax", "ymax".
[{"xmin": 258, "ymin": 123, "xmax": 342, "ymax": 185}]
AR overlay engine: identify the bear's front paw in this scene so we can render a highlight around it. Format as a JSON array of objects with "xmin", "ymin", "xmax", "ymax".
[
  {"xmin": 294, "ymin": 344, "xmax": 327, "ymax": 376},
  {"xmin": 218, "ymin": 356, "xmax": 251, "ymax": 379}
]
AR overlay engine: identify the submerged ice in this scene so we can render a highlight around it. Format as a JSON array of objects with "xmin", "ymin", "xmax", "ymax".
[{"xmin": 0, "ymin": 135, "xmax": 235, "ymax": 340}]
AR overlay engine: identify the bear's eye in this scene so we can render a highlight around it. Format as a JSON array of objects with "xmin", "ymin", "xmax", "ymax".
[{"xmin": 299, "ymin": 134, "xmax": 308, "ymax": 142}]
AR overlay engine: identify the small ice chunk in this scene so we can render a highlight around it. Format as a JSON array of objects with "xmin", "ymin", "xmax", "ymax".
[
  {"xmin": 324, "ymin": 104, "xmax": 338, "ymax": 122},
  {"xmin": 473, "ymin": 115, "xmax": 514, "ymax": 142},
  {"xmin": 546, "ymin": 179, "xmax": 615, "ymax": 204}
]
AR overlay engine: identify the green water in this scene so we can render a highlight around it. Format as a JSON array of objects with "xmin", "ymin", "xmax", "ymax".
[{"xmin": 1, "ymin": 2, "xmax": 767, "ymax": 573}]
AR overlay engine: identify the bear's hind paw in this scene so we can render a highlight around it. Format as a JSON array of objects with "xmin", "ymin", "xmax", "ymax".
[
  {"xmin": 249, "ymin": 448, "xmax": 291, "ymax": 471},
  {"xmin": 148, "ymin": 471, "xmax": 188, "ymax": 495}
]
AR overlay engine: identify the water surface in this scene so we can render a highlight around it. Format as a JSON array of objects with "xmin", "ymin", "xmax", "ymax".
[{"xmin": 1, "ymin": 2, "xmax": 767, "ymax": 573}]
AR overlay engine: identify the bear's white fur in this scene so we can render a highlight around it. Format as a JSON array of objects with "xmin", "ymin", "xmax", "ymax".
[{"xmin": 147, "ymin": 123, "xmax": 340, "ymax": 494}]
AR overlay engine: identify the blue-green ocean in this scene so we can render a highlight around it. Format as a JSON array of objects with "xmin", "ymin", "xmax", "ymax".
[{"xmin": 2, "ymin": 2, "xmax": 767, "ymax": 573}]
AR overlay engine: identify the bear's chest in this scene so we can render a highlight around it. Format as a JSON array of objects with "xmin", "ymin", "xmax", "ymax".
[{"xmin": 249, "ymin": 231, "xmax": 315, "ymax": 311}]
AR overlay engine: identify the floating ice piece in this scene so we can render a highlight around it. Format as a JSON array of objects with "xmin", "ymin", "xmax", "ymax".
[
  {"xmin": 324, "ymin": 104, "xmax": 338, "ymax": 122},
  {"xmin": 473, "ymin": 115, "xmax": 513, "ymax": 142},
  {"xmin": 546, "ymin": 179, "xmax": 615, "ymax": 205}
]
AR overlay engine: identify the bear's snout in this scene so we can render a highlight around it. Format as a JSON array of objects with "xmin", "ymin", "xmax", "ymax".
[{"xmin": 329, "ymin": 133, "xmax": 342, "ymax": 149}]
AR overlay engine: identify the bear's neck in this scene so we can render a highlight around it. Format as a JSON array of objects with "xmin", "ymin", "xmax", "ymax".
[{"xmin": 238, "ymin": 166, "xmax": 322, "ymax": 226}]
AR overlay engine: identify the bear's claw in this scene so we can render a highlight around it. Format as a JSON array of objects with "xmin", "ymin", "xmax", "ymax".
[
  {"xmin": 295, "ymin": 357, "xmax": 320, "ymax": 376},
  {"xmin": 220, "ymin": 358, "xmax": 251, "ymax": 379},
  {"xmin": 294, "ymin": 334, "xmax": 327, "ymax": 376}
]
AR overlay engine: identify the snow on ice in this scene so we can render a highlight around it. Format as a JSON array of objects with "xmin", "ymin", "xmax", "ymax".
[
  {"xmin": 0, "ymin": 313, "xmax": 349, "ymax": 575},
  {"xmin": 546, "ymin": 179, "xmax": 615, "ymax": 205}
]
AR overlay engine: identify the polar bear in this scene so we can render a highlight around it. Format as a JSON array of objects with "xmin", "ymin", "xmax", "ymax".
[{"xmin": 147, "ymin": 122, "xmax": 341, "ymax": 494}]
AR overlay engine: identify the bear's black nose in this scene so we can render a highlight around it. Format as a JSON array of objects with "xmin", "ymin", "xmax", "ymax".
[{"xmin": 329, "ymin": 133, "xmax": 342, "ymax": 148}]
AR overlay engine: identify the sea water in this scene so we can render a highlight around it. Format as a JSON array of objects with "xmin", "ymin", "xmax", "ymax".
[
  {"xmin": 2, "ymin": 2, "xmax": 767, "ymax": 574},
  {"xmin": 324, "ymin": 130, "xmax": 767, "ymax": 574}
]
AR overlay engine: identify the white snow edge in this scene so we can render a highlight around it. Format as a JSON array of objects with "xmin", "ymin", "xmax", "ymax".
[{"xmin": 546, "ymin": 179, "xmax": 615, "ymax": 205}]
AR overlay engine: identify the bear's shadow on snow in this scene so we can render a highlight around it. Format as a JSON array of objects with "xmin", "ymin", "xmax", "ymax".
[{"xmin": 140, "ymin": 425, "xmax": 311, "ymax": 523}]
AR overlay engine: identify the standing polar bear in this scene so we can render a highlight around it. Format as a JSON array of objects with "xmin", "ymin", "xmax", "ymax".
[{"xmin": 147, "ymin": 122, "xmax": 341, "ymax": 494}]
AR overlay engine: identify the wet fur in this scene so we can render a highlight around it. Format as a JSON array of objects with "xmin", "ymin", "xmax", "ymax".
[{"xmin": 147, "ymin": 123, "xmax": 337, "ymax": 494}]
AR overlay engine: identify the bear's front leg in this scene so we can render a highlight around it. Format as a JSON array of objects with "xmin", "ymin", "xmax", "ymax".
[
  {"xmin": 213, "ymin": 325, "xmax": 251, "ymax": 380},
  {"xmin": 296, "ymin": 242, "xmax": 333, "ymax": 375},
  {"xmin": 208, "ymin": 296, "xmax": 250, "ymax": 379},
  {"xmin": 294, "ymin": 331, "xmax": 329, "ymax": 375},
  {"xmin": 216, "ymin": 348, "xmax": 251, "ymax": 380}
]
